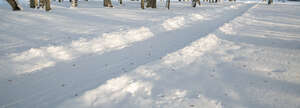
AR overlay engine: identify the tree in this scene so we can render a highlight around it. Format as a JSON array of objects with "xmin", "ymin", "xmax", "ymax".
[
  {"xmin": 45, "ymin": 0, "xmax": 51, "ymax": 11},
  {"xmin": 119, "ymin": 0, "xmax": 122, "ymax": 4},
  {"xmin": 268, "ymin": 0, "xmax": 273, "ymax": 4},
  {"xmin": 146, "ymin": 0, "xmax": 151, "ymax": 8},
  {"xmin": 151, "ymin": 0, "xmax": 156, "ymax": 8},
  {"xmin": 166, "ymin": 0, "xmax": 170, "ymax": 9},
  {"xmin": 30, "ymin": 0, "xmax": 36, "ymax": 8},
  {"xmin": 104, "ymin": 0, "xmax": 113, "ymax": 7},
  {"xmin": 192, "ymin": 0, "xmax": 200, "ymax": 7},
  {"xmin": 141, "ymin": 0, "xmax": 145, "ymax": 9},
  {"xmin": 6, "ymin": 0, "xmax": 21, "ymax": 11}
]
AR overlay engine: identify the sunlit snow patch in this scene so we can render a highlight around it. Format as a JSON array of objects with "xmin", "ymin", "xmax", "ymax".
[
  {"xmin": 58, "ymin": 34, "xmax": 222, "ymax": 108},
  {"xmin": 9, "ymin": 27, "xmax": 153, "ymax": 74}
]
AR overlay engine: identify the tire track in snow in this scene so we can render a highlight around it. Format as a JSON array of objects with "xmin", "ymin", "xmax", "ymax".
[
  {"xmin": 1, "ymin": 2, "xmax": 243, "ymax": 76},
  {"xmin": 0, "ymin": 2, "xmax": 253, "ymax": 108},
  {"xmin": 57, "ymin": 3, "xmax": 255, "ymax": 108}
]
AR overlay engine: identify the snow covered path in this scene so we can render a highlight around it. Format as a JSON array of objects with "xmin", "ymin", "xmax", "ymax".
[{"xmin": 1, "ymin": 1, "xmax": 300, "ymax": 108}]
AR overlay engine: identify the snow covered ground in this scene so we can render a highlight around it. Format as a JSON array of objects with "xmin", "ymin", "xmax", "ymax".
[{"xmin": 1, "ymin": 0, "xmax": 300, "ymax": 108}]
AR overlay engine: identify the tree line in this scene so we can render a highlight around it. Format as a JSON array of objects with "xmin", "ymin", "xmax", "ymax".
[{"xmin": 5, "ymin": 0, "xmax": 273, "ymax": 11}]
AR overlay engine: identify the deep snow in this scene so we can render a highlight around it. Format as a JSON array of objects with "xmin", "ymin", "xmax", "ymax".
[{"xmin": 0, "ymin": 1, "xmax": 300, "ymax": 108}]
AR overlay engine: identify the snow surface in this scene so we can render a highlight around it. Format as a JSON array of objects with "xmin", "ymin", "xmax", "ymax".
[{"xmin": 1, "ymin": 1, "xmax": 300, "ymax": 108}]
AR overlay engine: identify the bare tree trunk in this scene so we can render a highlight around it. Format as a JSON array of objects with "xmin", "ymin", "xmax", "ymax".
[
  {"xmin": 45, "ymin": 0, "xmax": 51, "ymax": 11},
  {"xmin": 192, "ymin": 0, "xmax": 196, "ymax": 7},
  {"xmin": 119, "ymin": 0, "xmax": 122, "ymax": 4},
  {"xmin": 166, "ymin": 0, "xmax": 170, "ymax": 9},
  {"xmin": 6, "ymin": 0, "xmax": 21, "ymax": 11},
  {"xmin": 104, "ymin": 0, "xmax": 113, "ymax": 7},
  {"xmin": 30, "ymin": 0, "xmax": 36, "ymax": 8},
  {"xmin": 151, "ymin": 0, "xmax": 156, "ymax": 8},
  {"xmin": 72, "ymin": 0, "xmax": 78, "ymax": 7},
  {"xmin": 141, "ymin": 0, "xmax": 145, "ymax": 9},
  {"xmin": 58, "ymin": 0, "xmax": 61, "ymax": 2},
  {"xmin": 146, "ymin": 0, "xmax": 151, "ymax": 8},
  {"xmin": 268, "ymin": 0, "xmax": 273, "ymax": 4}
]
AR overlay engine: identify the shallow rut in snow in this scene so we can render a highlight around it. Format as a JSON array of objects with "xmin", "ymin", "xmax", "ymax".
[{"xmin": 0, "ymin": 3, "xmax": 255, "ymax": 108}]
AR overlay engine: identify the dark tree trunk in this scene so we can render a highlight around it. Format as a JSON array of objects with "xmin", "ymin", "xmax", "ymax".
[
  {"xmin": 141, "ymin": 0, "xmax": 145, "ymax": 9},
  {"xmin": 192, "ymin": 0, "xmax": 200, "ymax": 7},
  {"xmin": 119, "ymin": 0, "xmax": 122, "ymax": 4},
  {"xmin": 151, "ymin": 0, "xmax": 156, "ymax": 8},
  {"xmin": 192, "ymin": 0, "xmax": 196, "ymax": 7},
  {"xmin": 30, "ymin": 0, "xmax": 36, "ymax": 8},
  {"xmin": 146, "ymin": 0, "xmax": 151, "ymax": 8},
  {"xmin": 45, "ymin": 0, "xmax": 51, "ymax": 11},
  {"xmin": 6, "ymin": 0, "xmax": 21, "ymax": 11},
  {"xmin": 166, "ymin": 0, "xmax": 170, "ymax": 9},
  {"xmin": 166, "ymin": 0, "xmax": 171, "ymax": 9},
  {"xmin": 268, "ymin": 0, "xmax": 273, "ymax": 4},
  {"xmin": 69, "ymin": 0, "xmax": 72, "ymax": 2}
]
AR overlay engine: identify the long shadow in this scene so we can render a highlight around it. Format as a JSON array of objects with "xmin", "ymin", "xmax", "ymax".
[{"xmin": 0, "ymin": 4, "xmax": 254, "ymax": 108}]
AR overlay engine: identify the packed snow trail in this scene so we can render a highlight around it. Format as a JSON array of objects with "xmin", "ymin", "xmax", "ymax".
[
  {"xmin": 1, "ymin": 2, "xmax": 300, "ymax": 108},
  {"xmin": 0, "ymin": 2, "xmax": 255, "ymax": 108},
  {"xmin": 58, "ymin": 3, "xmax": 300, "ymax": 108}
]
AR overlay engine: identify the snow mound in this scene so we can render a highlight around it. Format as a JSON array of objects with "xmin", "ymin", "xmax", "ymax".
[
  {"xmin": 8, "ymin": 27, "xmax": 153, "ymax": 74},
  {"xmin": 162, "ymin": 16, "xmax": 186, "ymax": 31},
  {"xmin": 219, "ymin": 23, "xmax": 236, "ymax": 35},
  {"xmin": 58, "ymin": 34, "xmax": 222, "ymax": 108}
]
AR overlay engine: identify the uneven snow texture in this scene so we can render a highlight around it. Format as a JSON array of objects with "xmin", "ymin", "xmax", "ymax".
[
  {"xmin": 6, "ymin": 27, "xmax": 153, "ymax": 74},
  {"xmin": 1, "ymin": 1, "xmax": 300, "ymax": 108}
]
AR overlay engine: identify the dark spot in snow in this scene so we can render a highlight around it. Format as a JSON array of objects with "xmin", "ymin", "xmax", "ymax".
[
  {"xmin": 171, "ymin": 68, "xmax": 175, "ymax": 72},
  {"xmin": 61, "ymin": 84, "xmax": 65, "ymax": 87},
  {"xmin": 210, "ymin": 74, "xmax": 215, "ymax": 77},
  {"xmin": 8, "ymin": 80, "xmax": 13, "ymax": 82},
  {"xmin": 212, "ymin": 69, "xmax": 215, "ymax": 72},
  {"xmin": 242, "ymin": 65, "xmax": 247, "ymax": 68},
  {"xmin": 105, "ymin": 64, "xmax": 108, "ymax": 67},
  {"xmin": 75, "ymin": 94, "xmax": 78, "ymax": 96},
  {"xmin": 159, "ymin": 57, "xmax": 162, "ymax": 59},
  {"xmin": 224, "ymin": 93, "xmax": 228, "ymax": 96},
  {"xmin": 130, "ymin": 62, "xmax": 134, "ymax": 65},
  {"xmin": 72, "ymin": 64, "xmax": 76, "ymax": 67},
  {"xmin": 249, "ymin": 82, "xmax": 254, "ymax": 85},
  {"xmin": 160, "ymin": 95, "xmax": 165, "ymax": 98},
  {"xmin": 189, "ymin": 105, "xmax": 195, "ymax": 107},
  {"xmin": 264, "ymin": 80, "xmax": 268, "ymax": 83}
]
